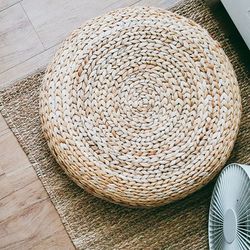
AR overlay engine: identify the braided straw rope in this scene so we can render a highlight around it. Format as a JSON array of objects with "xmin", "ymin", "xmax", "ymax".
[{"xmin": 40, "ymin": 6, "xmax": 241, "ymax": 207}]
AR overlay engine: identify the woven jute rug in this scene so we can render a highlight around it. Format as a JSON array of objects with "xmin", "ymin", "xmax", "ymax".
[{"xmin": 0, "ymin": 0, "xmax": 249, "ymax": 249}]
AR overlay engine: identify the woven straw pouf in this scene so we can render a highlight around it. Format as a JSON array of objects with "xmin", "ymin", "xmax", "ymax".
[{"xmin": 40, "ymin": 7, "xmax": 241, "ymax": 207}]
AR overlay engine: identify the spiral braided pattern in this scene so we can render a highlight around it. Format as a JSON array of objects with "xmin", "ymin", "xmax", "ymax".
[{"xmin": 40, "ymin": 7, "xmax": 241, "ymax": 207}]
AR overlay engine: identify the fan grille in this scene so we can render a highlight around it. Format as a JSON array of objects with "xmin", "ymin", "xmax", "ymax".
[{"xmin": 209, "ymin": 164, "xmax": 250, "ymax": 250}]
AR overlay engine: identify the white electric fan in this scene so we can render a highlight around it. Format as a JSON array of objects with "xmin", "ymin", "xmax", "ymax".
[{"xmin": 209, "ymin": 163, "xmax": 250, "ymax": 250}]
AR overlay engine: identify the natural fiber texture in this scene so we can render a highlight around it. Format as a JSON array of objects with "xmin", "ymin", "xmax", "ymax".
[
  {"xmin": 40, "ymin": 6, "xmax": 241, "ymax": 207},
  {"xmin": 0, "ymin": 0, "xmax": 249, "ymax": 249}
]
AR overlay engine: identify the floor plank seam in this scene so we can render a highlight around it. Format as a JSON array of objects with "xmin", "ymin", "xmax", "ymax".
[
  {"xmin": 20, "ymin": 1, "xmax": 46, "ymax": 50},
  {"xmin": 0, "ymin": 178, "xmax": 39, "ymax": 201},
  {"xmin": 0, "ymin": 1, "xmax": 21, "ymax": 13}
]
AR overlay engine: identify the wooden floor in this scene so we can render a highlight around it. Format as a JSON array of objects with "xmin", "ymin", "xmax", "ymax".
[{"xmin": 0, "ymin": 0, "xmax": 239, "ymax": 249}]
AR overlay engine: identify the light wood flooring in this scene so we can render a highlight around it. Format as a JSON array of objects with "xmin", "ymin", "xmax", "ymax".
[{"xmin": 0, "ymin": 0, "xmax": 241, "ymax": 249}]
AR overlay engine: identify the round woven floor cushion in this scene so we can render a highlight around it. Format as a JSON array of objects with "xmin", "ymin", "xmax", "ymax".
[{"xmin": 40, "ymin": 6, "xmax": 241, "ymax": 207}]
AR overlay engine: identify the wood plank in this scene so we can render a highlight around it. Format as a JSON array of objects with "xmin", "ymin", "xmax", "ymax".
[
  {"xmin": 31, "ymin": 229, "xmax": 74, "ymax": 250},
  {"xmin": 0, "ymin": 114, "xmax": 8, "ymax": 134},
  {"xmin": 0, "ymin": 45, "xmax": 58, "ymax": 88},
  {"xmin": 0, "ymin": 174, "xmax": 12, "ymax": 200},
  {"xmin": 21, "ymin": 0, "xmax": 141, "ymax": 49},
  {"xmin": 0, "ymin": 3, "xmax": 44, "ymax": 74},
  {"xmin": 6, "ymin": 165, "xmax": 38, "ymax": 192},
  {"xmin": 0, "ymin": 127, "xmax": 31, "ymax": 174},
  {"xmin": 0, "ymin": 198, "xmax": 73, "ymax": 250},
  {"xmin": 0, "ymin": 179, "xmax": 48, "ymax": 221},
  {"xmin": 0, "ymin": 114, "xmax": 73, "ymax": 249},
  {"xmin": 0, "ymin": 0, "xmax": 20, "ymax": 12}
]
